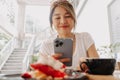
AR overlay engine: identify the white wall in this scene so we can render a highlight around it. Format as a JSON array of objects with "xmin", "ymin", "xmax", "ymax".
[{"xmin": 76, "ymin": 0, "xmax": 112, "ymax": 48}]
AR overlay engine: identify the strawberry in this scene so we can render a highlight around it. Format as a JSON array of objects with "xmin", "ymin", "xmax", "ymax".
[
  {"xmin": 62, "ymin": 64, "xmax": 66, "ymax": 68},
  {"xmin": 30, "ymin": 63, "xmax": 66, "ymax": 78},
  {"xmin": 21, "ymin": 72, "xmax": 32, "ymax": 78},
  {"xmin": 52, "ymin": 70, "xmax": 66, "ymax": 78}
]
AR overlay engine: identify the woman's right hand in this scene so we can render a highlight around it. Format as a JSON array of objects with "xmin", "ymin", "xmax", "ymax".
[{"xmin": 52, "ymin": 53, "xmax": 70, "ymax": 63}]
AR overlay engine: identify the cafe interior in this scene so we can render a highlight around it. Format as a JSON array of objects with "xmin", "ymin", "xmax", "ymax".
[{"xmin": 0, "ymin": 0, "xmax": 120, "ymax": 80}]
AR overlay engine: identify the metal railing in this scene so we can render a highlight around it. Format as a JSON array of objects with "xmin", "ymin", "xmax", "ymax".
[
  {"xmin": 0, "ymin": 37, "xmax": 16, "ymax": 70},
  {"xmin": 22, "ymin": 35, "xmax": 36, "ymax": 72}
]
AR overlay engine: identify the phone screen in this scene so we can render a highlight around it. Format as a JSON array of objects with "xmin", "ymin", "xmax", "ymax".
[{"xmin": 54, "ymin": 38, "xmax": 73, "ymax": 66}]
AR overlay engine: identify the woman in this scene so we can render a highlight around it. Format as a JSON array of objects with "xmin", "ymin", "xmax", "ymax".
[{"xmin": 39, "ymin": 0, "xmax": 99, "ymax": 70}]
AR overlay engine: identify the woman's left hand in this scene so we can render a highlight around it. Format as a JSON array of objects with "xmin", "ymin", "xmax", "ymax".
[{"xmin": 77, "ymin": 57, "xmax": 89, "ymax": 72}]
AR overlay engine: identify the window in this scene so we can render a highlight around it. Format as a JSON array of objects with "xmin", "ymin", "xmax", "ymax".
[
  {"xmin": 25, "ymin": 6, "xmax": 50, "ymax": 34},
  {"xmin": 0, "ymin": 0, "xmax": 17, "ymax": 27}
]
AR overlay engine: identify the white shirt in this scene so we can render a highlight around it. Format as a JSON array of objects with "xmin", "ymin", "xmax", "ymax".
[{"xmin": 39, "ymin": 32, "xmax": 94, "ymax": 69}]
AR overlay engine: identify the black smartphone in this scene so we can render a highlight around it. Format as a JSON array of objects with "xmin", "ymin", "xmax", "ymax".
[{"xmin": 54, "ymin": 38, "xmax": 73, "ymax": 66}]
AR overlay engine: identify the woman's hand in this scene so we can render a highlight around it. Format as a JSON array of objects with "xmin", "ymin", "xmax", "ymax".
[
  {"xmin": 77, "ymin": 57, "xmax": 89, "ymax": 73},
  {"xmin": 52, "ymin": 53, "xmax": 70, "ymax": 63}
]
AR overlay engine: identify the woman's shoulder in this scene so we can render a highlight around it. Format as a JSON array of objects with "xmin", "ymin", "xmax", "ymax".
[{"xmin": 75, "ymin": 32, "xmax": 91, "ymax": 38}]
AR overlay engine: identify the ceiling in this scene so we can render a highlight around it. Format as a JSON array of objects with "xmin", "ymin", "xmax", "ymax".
[
  {"xmin": 16, "ymin": 0, "xmax": 86, "ymax": 18},
  {"xmin": 17, "ymin": 0, "xmax": 52, "ymax": 5},
  {"xmin": 17, "ymin": 0, "xmax": 74, "ymax": 6}
]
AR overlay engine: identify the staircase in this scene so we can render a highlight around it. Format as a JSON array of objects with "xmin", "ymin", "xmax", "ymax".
[{"xmin": 0, "ymin": 48, "xmax": 27, "ymax": 74}]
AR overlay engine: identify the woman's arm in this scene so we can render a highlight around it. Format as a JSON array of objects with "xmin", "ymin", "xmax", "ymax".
[
  {"xmin": 87, "ymin": 44, "xmax": 99, "ymax": 57},
  {"xmin": 78, "ymin": 44, "xmax": 99, "ymax": 72}
]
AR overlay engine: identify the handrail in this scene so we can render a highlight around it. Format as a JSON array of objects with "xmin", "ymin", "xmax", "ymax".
[
  {"xmin": 0, "ymin": 37, "xmax": 16, "ymax": 70},
  {"xmin": 22, "ymin": 35, "xmax": 36, "ymax": 72}
]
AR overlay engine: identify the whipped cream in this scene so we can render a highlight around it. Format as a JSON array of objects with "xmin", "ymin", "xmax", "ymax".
[{"xmin": 37, "ymin": 54, "xmax": 65, "ymax": 70}]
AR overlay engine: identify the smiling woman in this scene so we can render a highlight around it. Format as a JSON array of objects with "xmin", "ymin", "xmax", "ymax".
[{"xmin": 39, "ymin": 0, "xmax": 99, "ymax": 71}]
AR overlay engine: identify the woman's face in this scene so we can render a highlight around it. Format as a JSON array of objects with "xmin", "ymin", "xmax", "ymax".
[{"xmin": 52, "ymin": 6, "xmax": 74, "ymax": 35}]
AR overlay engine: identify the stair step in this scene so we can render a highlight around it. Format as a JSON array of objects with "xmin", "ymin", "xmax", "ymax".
[
  {"xmin": 10, "ymin": 56, "xmax": 24, "ymax": 58},
  {"xmin": 10, "ymin": 53, "xmax": 25, "ymax": 57},
  {"xmin": 14, "ymin": 48, "xmax": 27, "ymax": 50},
  {"xmin": 13, "ymin": 51, "xmax": 26, "ymax": 53},
  {"xmin": 4, "ymin": 63, "xmax": 22, "ymax": 66},
  {"xmin": 2, "ymin": 66, "xmax": 22, "ymax": 70},
  {"xmin": 0, "ymin": 70, "xmax": 22, "ymax": 74},
  {"xmin": 13, "ymin": 50, "xmax": 27, "ymax": 52},
  {"xmin": 13, "ymin": 49, "xmax": 27, "ymax": 51},
  {"xmin": 7, "ymin": 60, "xmax": 22, "ymax": 63},
  {"xmin": 8, "ymin": 57, "xmax": 24, "ymax": 60},
  {"xmin": 12, "ymin": 52, "xmax": 26, "ymax": 54},
  {"xmin": 11, "ymin": 54, "xmax": 24, "ymax": 56},
  {"xmin": 9, "ymin": 56, "xmax": 24, "ymax": 58}
]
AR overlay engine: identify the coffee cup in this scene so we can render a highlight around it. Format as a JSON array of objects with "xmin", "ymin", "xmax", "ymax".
[{"xmin": 80, "ymin": 58, "xmax": 116, "ymax": 75}]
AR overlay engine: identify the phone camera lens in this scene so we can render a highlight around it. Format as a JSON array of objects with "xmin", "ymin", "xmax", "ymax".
[
  {"xmin": 59, "ymin": 42, "xmax": 63, "ymax": 46},
  {"xmin": 55, "ymin": 40, "xmax": 59, "ymax": 43},
  {"xmin": 55, "ymin": 44, "xmax": 59, "ymax": 47}
]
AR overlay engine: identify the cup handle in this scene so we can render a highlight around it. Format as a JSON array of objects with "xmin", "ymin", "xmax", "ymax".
[
  {"xmin": 80, "ymin": 62, "xmax": 87, "ymax": 72},
  {"xmin": 80, "ymin": 62, "xmax": 91, "ymax": 73}
]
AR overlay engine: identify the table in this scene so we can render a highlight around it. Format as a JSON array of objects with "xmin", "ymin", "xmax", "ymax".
[
  {"xmin": 86, "ymin": 70, "xmax": 120, "ymax": 80},
  {"xmin": 0, "ymin": 70, "xmax": 120, "ymax": 80},
  {"xmin": 86, "ymin": 74, "xmax": 120, "ymax": 80},
  {"xmin": 114, "ymin": 70, "xmax": 120, "ymax": 79}
]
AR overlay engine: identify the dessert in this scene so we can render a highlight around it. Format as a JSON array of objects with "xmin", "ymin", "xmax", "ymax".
[{"xmin": 21, "ymin": 54, "xmax": 67, "ymax": 79}]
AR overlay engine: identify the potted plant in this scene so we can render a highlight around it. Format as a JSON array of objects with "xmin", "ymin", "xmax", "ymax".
[{"xmin": 97, "ymin": 42, "xmax": 120, "ymax": 58}]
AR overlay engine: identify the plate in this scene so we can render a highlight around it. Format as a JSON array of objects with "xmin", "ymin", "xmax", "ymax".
[
  {"xmin": 64, "ymin": 71, "xmax": 88, "ymax": 80},
  {"xmin": 22, "ymin": 72, "xmax": 88, "ymax": 80}
]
